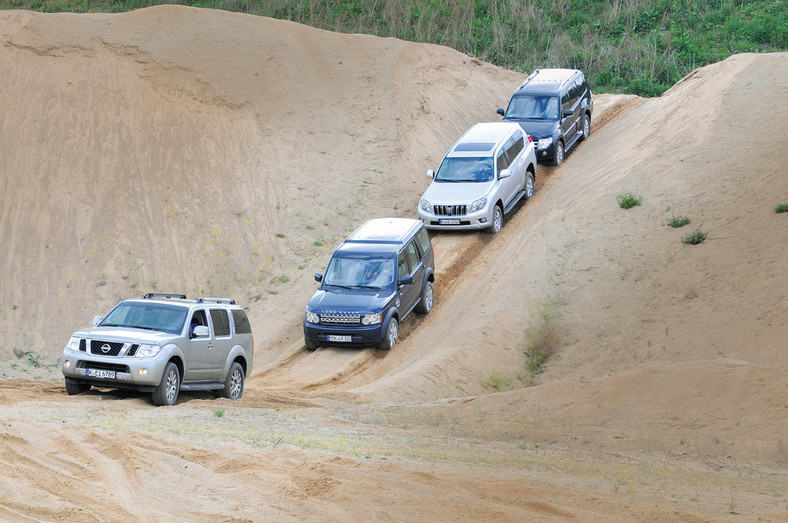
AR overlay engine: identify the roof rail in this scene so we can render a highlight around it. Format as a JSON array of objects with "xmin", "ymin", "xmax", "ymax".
[
  {"xmin": 143, "ymin": 293, "xmax": 187, "ymax": 300},
  {"xmin": 519, "ymin": 68, "xmax": 540, "ymax": 89},
  {"xmin": 196, "ymin": 297, "xmax": 236, "ymax": 305}
]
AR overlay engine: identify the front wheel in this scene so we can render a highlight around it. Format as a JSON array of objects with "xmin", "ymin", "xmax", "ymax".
[
  {"xmin": 580, "ymin": 114, "xmax": 590, "ymax": 141},
  {"xmin": 415, "ymin": 280, "xmax": 434, "ymax": 315},
  {"xmin": 553, "ymin": 141, "xmax": 565, "ymax": 166},
  {"xmin": 152, "ymin": 362, "xmax": 180, "ymax": 406},
  {"xmin": 221, "ymin": 362, "xmax": 244, "ymax": 400},
  {"xmin": 305, "ymin": 338, "xmax": 317, "ymax": 351},
  {"xmin": 378, "ymin": 317, "xmax": 398, "ymax": 351},
  {"xmin": 487, "ymin": 205, "xmax": 503, "ymax": 234},
  {"xmin": 65, "ymin": 378, "xmax": 90, "ymax": 396},
  {"xmin": 524, "ymin": 172, "xmax": 535, "ymax": 200}
]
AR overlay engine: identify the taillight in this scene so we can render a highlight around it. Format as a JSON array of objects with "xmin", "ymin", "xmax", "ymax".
[{"xmin": 527, "ymin": 134, "xmax": 533, "ymax": 143}]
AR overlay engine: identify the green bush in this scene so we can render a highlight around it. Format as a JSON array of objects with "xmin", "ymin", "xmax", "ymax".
[
  {"xmin": 682, "ymin": 229, "xmax": 707, "ymax": 245},
  {"xmin": 775, "ymin": 203, "xmax": 788, "ymax": 213},
  {"xmin": 617, "ymin": 193, "xmax": 642, "ymax": 209},
  {"xmin": 525, "ymin": 302, "xmax": 560, "ymax": 375},
  {"xmin": 667, "ymin": 215, "xmax": 691, "ymax": 227}
]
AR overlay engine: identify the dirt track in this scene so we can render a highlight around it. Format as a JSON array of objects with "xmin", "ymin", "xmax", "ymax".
[{"xmin": 0, "ymin": 6, "xmax": 786, "ymax": 521}]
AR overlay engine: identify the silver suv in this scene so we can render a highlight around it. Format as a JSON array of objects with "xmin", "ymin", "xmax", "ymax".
[
  {"xmin": 418, "ymin": 122, "xmax": 537, "ymax": 234},
  {"xmin": 61, "ymin": 293, "xmax": 254, "ymax": 406}
]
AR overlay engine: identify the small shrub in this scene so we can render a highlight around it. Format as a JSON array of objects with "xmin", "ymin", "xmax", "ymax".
[
  {"xmin": 667, "ymin": 215, "xmax": 691, "ymax": 228},
  {"xmin": 775, "ymin": 203, "xmax": 788, "ymax": 213},
  {"xmin": 682, "ymin": 229, "xmax": 707, "ymax": 245},
  {"xmin": 525, "ymin": 301, "xmax": 561, "ymax": 375},
  {"xmin": 276, "ymin": 233, "xmax": 286, "ymax": 238},
  {"xmin": 481, "ymin": 371, "xmax": 512, "ymax": 392},
  {"xmin": 212, "ymin": 409, "xmax": 224, "ymax": 418},
  {"xmin": 313, "ymin": 238, "xmax": 324, "ymax": 247},
  {"xmin": 617, "ymin": 193, "xmax": 642, "ymax": 209}
]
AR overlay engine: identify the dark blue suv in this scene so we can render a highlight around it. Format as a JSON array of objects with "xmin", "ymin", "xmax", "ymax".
[{"xmin": 304, "ymin": 218, "xmax": 435, "ymax": 351}]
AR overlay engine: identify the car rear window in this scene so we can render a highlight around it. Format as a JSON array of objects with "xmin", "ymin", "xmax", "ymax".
[{"xmin": 232, "ymin": 310, "xmax": 252, "ymax": 334}]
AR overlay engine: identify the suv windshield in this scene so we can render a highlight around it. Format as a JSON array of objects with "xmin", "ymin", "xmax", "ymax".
[
  {"xmin": 100, "ymin": 302, "xmax": 189, "ymax": 334},
  {"xmin": 506, "ymin": 95, "xmax": 560, "ymax": 120},
  {"xmin": 324, "ymin": 256, "xmax": 396, "ymax": 289},
  {"xmin": 435, "ymin": 157, "xmax": 494, "ymax": 182}
]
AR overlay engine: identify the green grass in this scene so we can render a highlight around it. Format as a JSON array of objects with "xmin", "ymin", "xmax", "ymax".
[
  {"xmin": 480, "ymin": 371, "xmax": 513, "ymax": 392},
  {"xmin": 617, "ymin": 193, "xmax": 642, "ymax": 209},
  {"xmin": 212, "ymin": 409, "xmax": 225, "ymax": 418},
  {"xmin": 682, "ymin": 229, "xmax": 707, "ymax": 244},
  {"xmin": 2, "ymin": 0, "xmax": 785, "ymax": 97},
  {"xmin": 775, "ymin": 203, "xmax": 788, "ymax": 213},
  {"xmin": 525, "ymin": 301, "xmax": 561, "ymax": 375},
  {"xmin": 667, "ymin": 215, "xmax": 691, "ymax": 227}
]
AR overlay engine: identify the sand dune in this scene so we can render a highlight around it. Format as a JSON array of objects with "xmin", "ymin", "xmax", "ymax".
[{"xmin": 0, "ymin": 6, "xmax": 786, "ymax": 521}]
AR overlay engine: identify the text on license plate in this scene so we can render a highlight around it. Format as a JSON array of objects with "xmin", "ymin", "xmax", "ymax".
[
  {"xmin": 439, "ymin": 219, "xmax": 460, "ymax": 225},
  {"xmin": 327, "ymin": 335, "xmax": 352, "ymax": 343},
  {"xmin": 87, "ymin": 368, "xmax": 116, "ymax": 379}
]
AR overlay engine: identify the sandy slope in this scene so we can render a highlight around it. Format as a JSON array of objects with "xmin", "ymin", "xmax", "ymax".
[{"xmin": 0, "ymin": 6, "xmax": 786, "ymax": 522}]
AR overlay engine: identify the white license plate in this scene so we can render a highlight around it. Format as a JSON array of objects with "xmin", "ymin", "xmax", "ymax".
[
  {"xmin": 327, "ymin": 335, "xmax": 352, "ymax": 343},
  {"xmin": 87, "ymin": 368, "xmax": 116, "ymax": 379},
  {"xmin": 439, "ymin": 219, "xmax": 460, "ymax": 225}
]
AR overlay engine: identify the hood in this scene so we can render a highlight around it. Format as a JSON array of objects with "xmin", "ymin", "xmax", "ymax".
[
  {"xmin": 72, "ymin": 327, "xmax": 178, "ymax": 344},
  {"xmin": 421, "ymin": 180, "xmax": 492, "ymax": 206},
  {"xmin": 503, "ymin": 118, "xmax": 559, "ymax": 140},
  {"xmin": 307, "ymin": 288, "xmax": 393, "ymax": 314}
]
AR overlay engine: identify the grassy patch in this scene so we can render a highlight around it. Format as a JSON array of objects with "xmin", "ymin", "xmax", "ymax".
[
  {"xmin": 775, "ymin": 203, "xmax": 788, "ymax": 213},
  {"xmin": 667, "ymin": 215, "xmax": 691, "ymax": 227},
  {"xmin": 617, "ymin": 194, "xmax": 642, "ymax": 209},
  {"xmin": 682, "ymin": 229, "xmax": 707, "ymax": 245},
  {"xmin": 480, "ymin": 372, "xmax": 513, "ymax": 392},
  {"xmin": 212, "ymin": 409, "xmax": 225, "ymax": 418},
  {"xmin": 525, "ymin": 301, "xmax": 561, "ymax": 375}
]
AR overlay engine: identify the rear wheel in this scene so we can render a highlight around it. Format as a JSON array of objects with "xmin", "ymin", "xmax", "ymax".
[
  {"xmin": 152, "ymin": 362, "xmax": 180, "ymax": 406},
  {"xmin": 525, "ymin": 172, "xmax": 535, "ymax": 200},
  {"xmin": 487, "ymin": 205, "xmax": 503, "ymax": 234},
  {"xmin": 553, "ymin": 141, "xmax": 565, "ymax": 166},
  {"xmin": 65, "ymin": 378, "xmax": 90, "ymax": 396},
  {"xmin": 221, "ymin": 362, "xmax": 244, "ymax": 400},
  {"xmin": 580, "ymin": 114, "xmax": 590, "ymax": 141},
  {"xmin": 378, "ymin": 317, "xmax": 398, "ymax": 351},
  {"xmin": 416, "ymin": 280, "xmax": 434, "ymax": 315}
]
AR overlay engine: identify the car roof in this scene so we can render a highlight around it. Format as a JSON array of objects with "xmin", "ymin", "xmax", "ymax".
[
  {"xmin": 123, "ymin": 295, "xmax": 243, "ymax": 309},
  {"xmin": 447, "ymin": 122, "xmax": 520, "ymax": 158},
  {"xmin": 345, "ymin": 217, "xmax": 422, "ymax": 245},
  {"xmin": 515, "ymin": 68, "xmax": 581, "ymax": 95}
]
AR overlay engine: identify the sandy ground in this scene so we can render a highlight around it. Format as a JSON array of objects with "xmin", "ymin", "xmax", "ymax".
[{"xmin": 0, "ymin": 6, "xmax": 786, "ymax": 522}]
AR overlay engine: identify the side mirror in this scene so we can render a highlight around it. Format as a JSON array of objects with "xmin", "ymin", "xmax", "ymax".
[
  {"xmin": 93, "ymin": 316, "xmax": 103, "ymax": 326},
  {"xmin": 562, "ymin": 109, "xmax": 573, "ymax": 118},
  {"xmin": 398, "ymin": 275, "xmax": 413, "ymax": 287},
  {"xmin": 427, "ymin": 169, "xmax": 435, "ymax": 179},
  {"xmin": 314, "ymin": 273, "xmax": 323, "ymax": 283},
  {"xmin": 496, "ymin": 108, "xmax": 505, "ymax": 117},
  {"xmin": 498, "ymin": 168, "xmax": 511, "ymax": 179},
  {"xmin": 192, "ymin": 325, "xmax": 209, "ymax": 338}
]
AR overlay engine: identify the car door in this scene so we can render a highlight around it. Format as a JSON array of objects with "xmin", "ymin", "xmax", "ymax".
[
  {"xmin": 185, "ymin": 308, "xmax": 213, "ymax": 381},
  {"xmin": 397, "ymin": 241, "xmax": 423, "ymax": 315},
  {"xmin": 561, "ymin": 88, "xmax": 577, "ymax": 143},
  {"xmin": 207, "ymin": 308, "xmax": 234, "ymax": 379},
  {"xmin": 496, "ymin": 144, "xmax": 518, "ymax": 208},
  {"xmin": 506, "ymin": 132, "xmax": 526, "ymax": 197}
]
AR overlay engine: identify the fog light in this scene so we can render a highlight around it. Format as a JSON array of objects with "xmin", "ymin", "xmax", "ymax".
[
  {"xmin": 139, "ymin": 368, "xmax": 148, "ymax": 376},
  {"xmin": 479, "ymin": 218, "xmax": 487, "ymax": 224},
  {"xmin": 64, "ymin": 360, "xmax": 71, "ymax": 369}
]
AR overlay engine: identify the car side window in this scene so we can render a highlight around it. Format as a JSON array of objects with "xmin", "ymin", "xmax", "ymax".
[
  {"xmin": 397, "ymin": 250, "xmax": 411, "ymax": 280},
  {"xmin": 189, "ymin": 309, "xmax": 208, "ymax": 336},
  {"xmin": 561, "ymin": 90, "xmax": 571, "ymax": 113},
  {"xmin": 231, "ymin": 309, "xmax": 252, "ymax": 334},
  {"xmin": 210, "ymin": 309, "xmax": 231, "ymax": 337},
  {"xmin": 415, "ymin": 227, "xmax": 431, "ymax": 255},
  {"xmin": 496, "ymin": 150, "xmax": 509, "ymax": 176},
  {"xmin": 504, "ymin": 136, "xmax": 519, "ymax": 163},
  {"xmin": 514, "ymin": 135, "xmax": 524, "ymax": 155},
  {"xmin": 404, "ymin": 241, "xmax": 420, "ymax": 274}
]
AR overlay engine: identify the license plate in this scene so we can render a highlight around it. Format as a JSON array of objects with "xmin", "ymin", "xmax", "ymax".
[
  {"xmin": 87, "ymin": 368, "xmax": 116, "ymax": 379},
  {"xmin": 327, "ymin": 335, "xmax": 352, "ymax": 343},
  {"xmin": 439, "ymin": 219, "xmax": 460, "ymax": 225}
]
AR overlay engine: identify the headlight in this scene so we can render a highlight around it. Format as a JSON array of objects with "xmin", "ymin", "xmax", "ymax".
[
  {"xmin": 420, "ymin": 198, "xmax": 431, "ymax": 212},
  {"xmin": 135, "ymin": 344, "xmax": 162, "ymax": 358},
  {"xmin": 305, "ymin": 310, "xmax": 320, "ymax": 324},
  {"xmin": 65, "ymin": 336, "xmax": 80, "ymax": 351},
  {"xmin": 469, "ymin": 197, "xmax": 487, "ymax": 213},
  {"xmin": 537, "ymin": 138, "xmax": 553, "ymax": 150},
  {"xmin": 361, "ymin": 313, "xmax": 382, "ymax": 326}
]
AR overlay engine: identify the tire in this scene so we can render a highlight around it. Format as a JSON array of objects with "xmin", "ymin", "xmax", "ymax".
[
  {"xmin": 221, "ymin": 362, "xmax": 244, "ymax": 400},
  {"xmin": 580, "ymin": 114, "xmax": 590, "ymax": 141},
  {"xmin": 152, "ymin": 362, "xmax": 180, "ymax": 406},
  {"xmin": 553, "ymin": 141, "xmax": 565, "ymax": 166},
  {"xmin": 305, "ymin": 338, "xmax": 317, "ymax": 351},
  {"xmin": 524, "ymin": 172, "xmax": 535, "ymax": 200},
  {"xmin": 487, "ymin": 204, "xmax": 504, "ymax": 234},
  {"xmin": 65, "ymin": 378, "xmax": 90, "ymax": 396},
  {"xmin": 415, "ymin": 280, "xmax": 434, "ymax": 315},
  {"xmin": 378, "ymin": 316, "xmax": 398, "ymax": 351}
]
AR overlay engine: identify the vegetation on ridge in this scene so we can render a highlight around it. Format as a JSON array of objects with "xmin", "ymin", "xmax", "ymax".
[{"xmin": 2, "ymin": 0, "xmax": 786, "ymax": 96}]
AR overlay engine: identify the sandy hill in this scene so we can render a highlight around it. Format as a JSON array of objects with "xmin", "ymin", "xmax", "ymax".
[{"xmin": 0, "ymin": 6, "xmax": 786, "ymax": 521}]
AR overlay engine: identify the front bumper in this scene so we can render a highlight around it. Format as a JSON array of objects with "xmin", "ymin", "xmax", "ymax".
[
  {"xmin": 534, "ymin": 141, "xmax": 557, "ymax": 163},
  {"xmin": 417, "ymin": 205, "xmax": 494, "ymax": 231},
  {"xmin": 61, "ymin": 348, "xmax": 168, "ymax": 389},
  {"xmin": 303, "ymin": 321, "xmax": 384, "ymax": 347}
]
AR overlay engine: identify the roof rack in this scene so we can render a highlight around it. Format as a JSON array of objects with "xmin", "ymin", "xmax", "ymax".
[
  {"xmin": 143, "ymin": 293, "xmax": 187, "ymax": 300},
  {"xmin": 518, "ymin": 68, "xmax": 540, "ymax": 89},
  {"xmin": 196, "ymin": 297, "xmax": 236, "ymax": 305}
]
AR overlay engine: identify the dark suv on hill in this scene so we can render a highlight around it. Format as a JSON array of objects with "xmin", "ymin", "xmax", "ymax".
[
  {"xmin": 304, "ymin": 218, "xmax": 435, "ymax": 351},
  {"xmin": 497, "ymin": 68, "xmax": 592, "ymax": 165}
]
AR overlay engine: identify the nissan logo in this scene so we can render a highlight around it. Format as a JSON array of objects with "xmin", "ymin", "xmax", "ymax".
[{"xmin": 101, "ymin": 343, "xmax": 111, "ymax": 354}]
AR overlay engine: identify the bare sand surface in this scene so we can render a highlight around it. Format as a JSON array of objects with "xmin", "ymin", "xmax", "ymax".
[{"xmin": 0, "ymin": 6, "xmax": 786, "ymax": 522}]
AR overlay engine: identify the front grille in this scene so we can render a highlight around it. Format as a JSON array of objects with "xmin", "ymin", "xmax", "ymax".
[
  {"xmin": 77, "ymin": 361, "xmax": 129, "ymax": 373},
  {"xmin": 320, "ymin": 314, "xmax": 360, "ymax": 325},
  {"xmin": 433, "ymin": 204, "xmax": 467, "ymax": 216},
  {"xmin": 79, "ymin": 339, "xmax": 86, "ymax": 352},
  {"xmin": 89, "ymin": 340, "xmax": 124, "ymax": 356}
]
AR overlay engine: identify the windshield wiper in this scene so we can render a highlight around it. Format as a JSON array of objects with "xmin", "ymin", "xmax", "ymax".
[
  {"xmin": 325, "ymin": 283, "xmax": 353, "ymax": 290},
  {"xmin": 350, "ymin": 285, "xmax": 381, "ymax": 290},
  {"xmin": 128, "ymin": 325, "xmax": 160, "ymax": 331}
]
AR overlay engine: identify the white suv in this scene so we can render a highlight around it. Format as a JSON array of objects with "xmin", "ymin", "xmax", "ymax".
[{"xmin": 418, "ymin": 122, "xmax": 537, "ymax": 234}]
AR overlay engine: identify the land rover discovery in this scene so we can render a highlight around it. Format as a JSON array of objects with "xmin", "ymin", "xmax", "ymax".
[
  {"xmin": 61, "ymin": 293, "xmax": 254, "ymax": 406},
  {"xmin": 497, "ymin": 68, "xmax": 592, "ymax": 165},
  {"xmin": 304, "ymin": 218, "xmax": 435, "ymax": 351}
]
